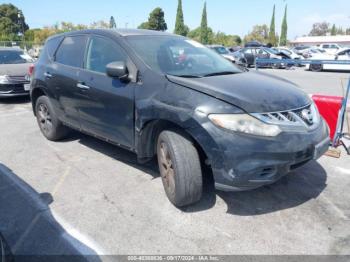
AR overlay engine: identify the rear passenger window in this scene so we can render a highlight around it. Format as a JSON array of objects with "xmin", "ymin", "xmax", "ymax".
[
  {"xmin": 43, "ymin": 36, "xmax": 63, "ymax": 60},
  {"xmin": 55, "ymin": 36, "xmax": 88, "ymax": 68},
  {"xmin": 86, "ymin": 36, "xmax": 127, "ymax": 74},
  {"xmin": 244, "ymin": 49, "xmax": 253, "ymax": 54}
]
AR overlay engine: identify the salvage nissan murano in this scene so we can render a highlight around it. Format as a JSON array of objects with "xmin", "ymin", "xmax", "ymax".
[{"xmin": 30, "ymin": 29, "xmax": 330, "ymax": 206}]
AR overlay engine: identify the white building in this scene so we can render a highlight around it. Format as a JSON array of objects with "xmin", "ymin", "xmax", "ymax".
[{"xmin": 290, "ymin": 35, "xmax": 350, "ymax": 46}]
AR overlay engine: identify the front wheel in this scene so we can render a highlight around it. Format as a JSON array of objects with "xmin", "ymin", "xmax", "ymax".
[
  {"xmin": 310, "ymin": 64, "xmax": 323, "ymax": 72},
  {"xmin": 157, "ymin": 130, "xmax": 203, "ymax": 207}
]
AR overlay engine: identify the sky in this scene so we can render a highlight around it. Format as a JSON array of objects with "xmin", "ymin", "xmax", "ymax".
[{"xmin": 3, "ymin": 0, "xmax": 350, "ymax": 40}]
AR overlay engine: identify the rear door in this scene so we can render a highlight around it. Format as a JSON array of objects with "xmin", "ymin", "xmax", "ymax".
[
  {"xmin": 48, "ymin": 35, "xmax": 88, "ymax": 128},
  {"xmin": 78, "ymin": 35, "xmax": 135, "ymax": 148}
]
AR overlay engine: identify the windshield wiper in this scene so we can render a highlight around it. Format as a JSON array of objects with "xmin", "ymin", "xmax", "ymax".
[{"xmin": 203, "ymin": 71, "xmax": 238, "ymax": 77}]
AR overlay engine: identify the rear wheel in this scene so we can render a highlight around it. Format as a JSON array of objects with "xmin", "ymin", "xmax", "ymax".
[
  {"xmin": 35, "ymin": 96, "xmax": 69, "ymax": 141},
  {"xmin": 157, "ymin": 130, "xmax": 203, "ymax": 207},
  {"xmin": 310, "ymin": 64, "xmax": 323, "ymax": 72}
]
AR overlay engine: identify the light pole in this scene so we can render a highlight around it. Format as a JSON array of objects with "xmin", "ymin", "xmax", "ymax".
[{"xmin": 18, "ymin": 12, "xmax": 25, "ymax": 49}]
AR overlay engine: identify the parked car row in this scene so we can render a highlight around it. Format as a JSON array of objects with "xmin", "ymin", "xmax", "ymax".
[
  {"xmin": 208, "ymin": 41, "xmax": 350, "ymax": 72},
  {"xmin": 209, "ymin": 45, "xmax": 301, "ymax": 69},
  {"xmin": 306, "ymin": 47, "xmax": 350, "ymax": 72}
]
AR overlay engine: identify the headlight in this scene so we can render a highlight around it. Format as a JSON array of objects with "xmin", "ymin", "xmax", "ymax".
[
  {"xmin": 0, "ymin": 75, "xmax": 10, "ymax": 84},
  {"xmin": 208, "ymin": 114, "xmax": 282, "ymax": 137},
  {"xmin": 310, "ymin": 102, "xmax": 321, "ymax": 126}
]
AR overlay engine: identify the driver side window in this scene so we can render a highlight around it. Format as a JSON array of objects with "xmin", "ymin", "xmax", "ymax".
[{"xmin": 86, "ymin": 36, "xmax": 127, "ymax": 74}]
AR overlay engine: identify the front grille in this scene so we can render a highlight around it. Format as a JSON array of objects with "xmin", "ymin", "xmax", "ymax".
[
  {"xmin": 0, "ymin": 84, "xmax": 26, "ymax": 94},
  {"xmin": 6, "ymin": 75, "xmax": 28, "ymax": 83},
  {"xmin": 253, "ymin": 104, "xmax": 319, "ymax": 129}
]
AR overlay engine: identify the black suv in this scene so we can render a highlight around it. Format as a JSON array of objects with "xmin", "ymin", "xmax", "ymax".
[{"xmin": 31, "ymin": 29, "xmax": 330, "ymax": 207}]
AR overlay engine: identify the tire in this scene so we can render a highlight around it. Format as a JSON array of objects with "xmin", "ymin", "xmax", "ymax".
[
  {"xmin": 157, "ymin": 130, "xmax": 203, "ymax": 207},
  {"xmin": 0, "ymin": 233, "xmax": 13, "ymax": 261},
  {"xmin": 35, "ymin": 96, "xmax": 69, "ymax": 141},
  {"xmin": 310, "ymin": 64, "xmax": 323, "ymax": 72}
]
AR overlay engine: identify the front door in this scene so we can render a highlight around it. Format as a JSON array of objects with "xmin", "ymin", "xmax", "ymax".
[{"xmin": 78, "ymin": 35, "xmax": 135, "ymax": 148}]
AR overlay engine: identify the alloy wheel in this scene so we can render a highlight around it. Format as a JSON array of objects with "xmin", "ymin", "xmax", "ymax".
[
  {"xmin": 37, "ymin": 103, "xmax": 53, "ymax": 135},
  {"xmin": 158, "ymin": 142, "xmax": 176, "ymax": 197}
]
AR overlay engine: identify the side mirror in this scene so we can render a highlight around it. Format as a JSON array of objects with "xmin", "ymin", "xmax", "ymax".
[{"xmin": 106, "ymin": 61, "xmax": 129, "ymax": 82}]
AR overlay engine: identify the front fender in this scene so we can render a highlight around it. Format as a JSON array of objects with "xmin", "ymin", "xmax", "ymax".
[{"xmin": 134, "ymin": 79, "xmax": 242, "ymax": 167}]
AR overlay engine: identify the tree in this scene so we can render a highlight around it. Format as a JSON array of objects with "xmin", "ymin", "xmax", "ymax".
[
  {"xmin": 331, "ymin": 24, "xmax": 337, "ymax": 35},
  {"xmin": 174, "ymin": 0, "xmax": 188, "ymax": 36},
  {"xmin": 61, "ymin": 22, "xmax": 76, "ymax": 32},
  {"xmin": 214, "ymin": 32, "xmax": 242, "ymax": 47},
  {"xmin": 90, "ymin": 20, "xmax": 110, "ymax": 29},
  {"xmin": 138, "ymin": 7, "xmax": 167, "ymax": 31},
  {"xmin": 138, "ymin": 22, "xmax": 150, "ymax": 30},
  {"xmin": 309, "ymin": 22, "xmax": 330, "ymax": 36},
  {"xmin": 244, "ymin": 24, "xmax": 269, "ymax": 44},
  {"xmin": 33, "ymin": 27, "xmax": 57, "ymax": 44},
  {"xmin": 200, "ymin": 2, "xmax": 209, "ymax": 44},
  {"xmin": 231, "ymin": 35, "xmax": 242, "ymax": 46},
  {"xmin": 279, "ymin": 5, "xmax": 288, "ymax": 46},
  {"xmin": 188, "ymin": 26, "xmax": 214, "ymax": 44},
  {"xmin": 337, "ymin": 27, "xmax": 345, "ymax": 35},
  {"xmin": 24, "ymin": 28, "xmax": 40, "ymax": 42},
  {"xmin": 109, "ymin": 16, "xmax": 116, "ymax": 29},
  {"xmin": 0, "ymin": 3, "xmax": 29, "ymax": 40},
  {"xmin": 268, "ymin": 5, "xmax": 277, "ymax": 46}
]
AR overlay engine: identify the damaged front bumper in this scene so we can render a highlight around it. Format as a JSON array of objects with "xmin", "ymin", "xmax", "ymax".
[{"xmin": 205, "ymin": 118, "xmax": 330, "ymax": 192}]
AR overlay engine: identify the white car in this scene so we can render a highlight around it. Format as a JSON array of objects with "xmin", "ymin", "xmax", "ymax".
[
  {"xmin": 302, "ymin": 47, "xmax": 326, "ymax": 58},
  {"xmin": 319, "ymin": 43, "xmax": 343, "ymax": 55},
  {"xmin": 306, "ymin": 48, "xmax": 350, "ymax": 72},
  {"xmin": 207, "ymin": 45, "xmax": 236, "ymax": 63},
  {"xmin": 274, "ymin": 47, "xmax": 303, "ymax": 60}
]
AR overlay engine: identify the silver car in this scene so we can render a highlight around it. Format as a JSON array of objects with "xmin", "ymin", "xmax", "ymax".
[{"xmin": 0, "ymin": 48, "xmax": 34, "ymax": 97}]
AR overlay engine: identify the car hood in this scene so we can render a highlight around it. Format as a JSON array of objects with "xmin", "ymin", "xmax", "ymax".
[
  {"xmin": 0, "ymin": 63, "xmax": 31, "ymax": 76},
  {"xmin": 167, "ymin": 71, "xmax": 311, "ymax": 113},
  {"xmin": 222, "ymin": 54, "xmax": 235, "ymax": 59}
]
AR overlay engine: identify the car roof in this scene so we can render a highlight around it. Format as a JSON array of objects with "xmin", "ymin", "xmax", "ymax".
[{"xmin": 47, "ymin": 29, "xmax": 178, "ymax": 41}]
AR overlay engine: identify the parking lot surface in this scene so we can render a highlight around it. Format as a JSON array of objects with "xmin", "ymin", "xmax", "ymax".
[{"xmin": 0, "ymin": 69, "xmax": 349, "ymax": 256}]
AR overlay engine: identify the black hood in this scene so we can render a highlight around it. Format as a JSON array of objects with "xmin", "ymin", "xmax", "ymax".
[{"xmin": 167, "ymin": 71, "xmax": 311, "ymax": 113}]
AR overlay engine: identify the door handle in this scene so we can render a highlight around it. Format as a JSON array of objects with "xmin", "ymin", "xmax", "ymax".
[
  {"xmin": 44, "ymin": 72, "xmax": 53, "ymax": 78},
  {"xmin": 77, "ymin": 83, "xmax": 90, "ymax": 90}
]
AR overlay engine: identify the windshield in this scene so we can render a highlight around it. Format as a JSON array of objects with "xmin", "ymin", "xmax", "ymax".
[
  {"xmin": 213, "ymin": 46, "xmax": 229, "ymax": 54},
  {"xmin": 0, "ymin": 50, "xmax": 34, "ymax": 64},
  {"xmin": 279, "ymin": 49, "xmax": 292, "ymax": 55},
  {"xmin": 266, "ymin": 48, "xmax": 279, "ymax": 55},
  {"xmin": 127, "ymin": 36, "xmax": 242, "ymax": 77}
]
